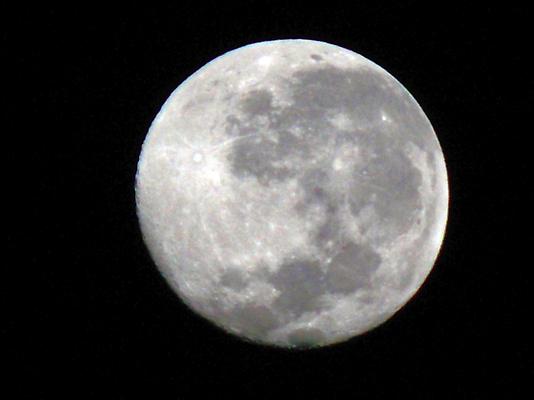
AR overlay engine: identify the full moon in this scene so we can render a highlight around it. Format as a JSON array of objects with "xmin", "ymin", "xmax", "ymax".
[{"xmin": 135, "ymin": 40, "xmax": 448, "ymax": 347}]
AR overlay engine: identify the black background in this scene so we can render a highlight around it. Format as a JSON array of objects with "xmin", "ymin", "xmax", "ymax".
[{"xmin": 9, "ymin": 2, "xmax": 529, "ymax": 398}]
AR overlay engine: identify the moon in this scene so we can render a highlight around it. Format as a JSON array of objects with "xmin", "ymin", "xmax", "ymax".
[{"xmin": 135, "ymin": 39, "xmax": 448, "ymax": 348}]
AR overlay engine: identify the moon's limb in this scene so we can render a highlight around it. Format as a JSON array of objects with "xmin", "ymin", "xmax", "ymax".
[{"xmin": 136, "ymin": 40, "xmax": 448, "ymax": 347}]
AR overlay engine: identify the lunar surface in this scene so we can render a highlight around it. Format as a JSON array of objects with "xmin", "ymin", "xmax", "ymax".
[{"xmin": 135, "ymin": 40, "xmax": 448, "ymax": 347}]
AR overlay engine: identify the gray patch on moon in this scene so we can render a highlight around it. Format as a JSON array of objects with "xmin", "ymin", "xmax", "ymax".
[
  {"xmin": 226, "ymin": 63, "xmax": 434, "ymax": 195},
  {"xmin": 288, "ymin": 327, "xmax": 326, "ymax": 347},
  {"xmin": 239, "ymin": 89, "xmax": 274, "ymax": 116},
  {"xmin": 269, "ymin": 242, "xmax": 382, "ymax": 319},
  {"xmin": 230, "ymin": 303, "xmax": 279, "ymax": 338},
  {"xmin": 220, "ymin": 267, "xmax": 248, "ymax": 290},
  {"xmin": 397, "ymin": 264, "xmax": 416, "ymax": 291},
  {"xmin": 315, "ymin": 215, "xmax": 343, "ymax": 246},
  {"xmin": 289, "ymin": 66, "xmax": 435, "ymax": 152},
  {"xmin": 298, "ymin": 168, "xmax": 331, "ymax": 204},
  {"xmin": 226, "ymin": 132, "xmax": 296, "ymax": 184},
  {"xmin": 348, "ymin": 151, "xmax": 423, "ymax": 236},
  {"xmin": 297, "ymin": 169, "xmax": 343, "ymax": 246},
  {"xmin": 270, "ymin": 258, "xmax": 327, "ymax": 318},
  {"xmin": 326, "ymin": 242, "xmax": 382, "ymax": 293},
  {"xmin": 290, "ymin": 66, "xmax": 387, "ymax": 125},
  {"xmin": 226, "ymin": 87, "xmax": 314, "ymax": 184}
]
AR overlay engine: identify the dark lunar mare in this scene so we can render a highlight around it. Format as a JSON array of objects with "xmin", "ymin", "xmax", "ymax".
[
  {"xmin": 219, "ymin": 63, "xmax": 431, "ymax": 335},
  {"xmin": 225, "ymin": 65, "xmax": 426, "ymax": 234},
  {"xmin": 218, "ymin": 241, "xmax": 382, "ymax": 336},
  {"xmin": 267, "ymin": 243, "xmax": 382, "ymax": 320}
]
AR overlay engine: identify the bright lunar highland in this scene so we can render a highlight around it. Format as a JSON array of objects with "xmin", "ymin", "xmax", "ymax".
[{"xmin": 135, "ymin": 40, "xmax": 448, "ymax": 347}]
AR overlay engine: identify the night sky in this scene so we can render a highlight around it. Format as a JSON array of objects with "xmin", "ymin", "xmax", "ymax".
[{"xmin": 8, "ymin": 2, "xmax": 529, "ymax": 398}]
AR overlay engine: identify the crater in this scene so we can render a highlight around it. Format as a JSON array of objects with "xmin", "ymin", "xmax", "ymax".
[{"xmin": 310, "ymin": 54, "xmax": 323, "ymax": 62}]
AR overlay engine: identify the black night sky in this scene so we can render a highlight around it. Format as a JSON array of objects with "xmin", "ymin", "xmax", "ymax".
[{"xmin": 9, "ymin": 2, "xmax": 529, "ymax": 398}]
